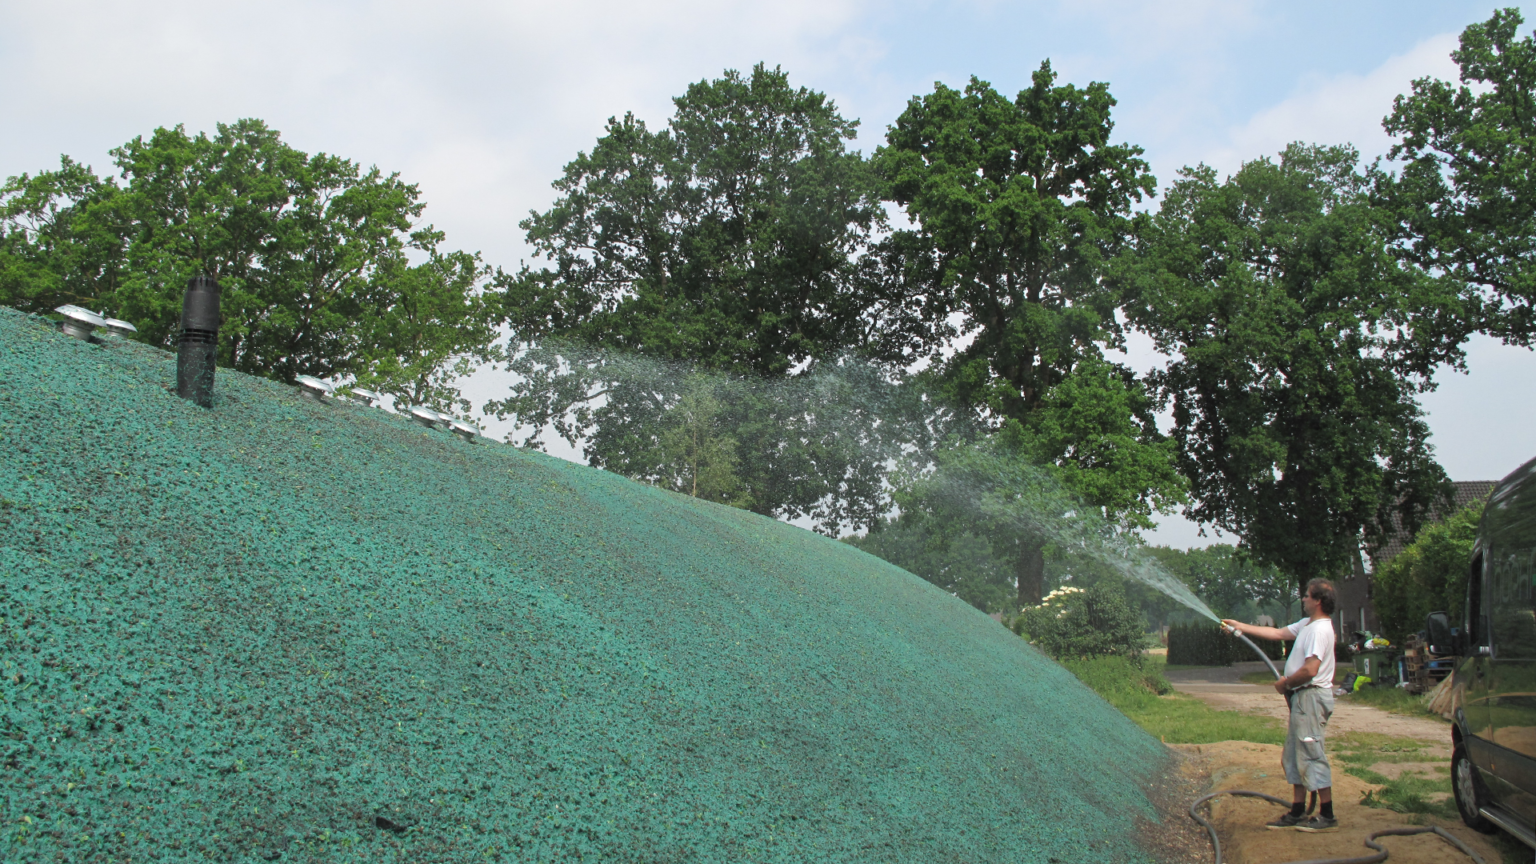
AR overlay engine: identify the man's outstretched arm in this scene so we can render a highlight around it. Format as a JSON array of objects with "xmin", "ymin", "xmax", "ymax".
[{"xmin": 1222, "ymin": 618, "xmax": 1294, "ymax": 642}]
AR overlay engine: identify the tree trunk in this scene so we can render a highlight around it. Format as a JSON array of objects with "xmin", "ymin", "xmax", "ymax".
[{"xmin": 1016, "ymin": 540, "xmax": 1045, "ymax": 610}]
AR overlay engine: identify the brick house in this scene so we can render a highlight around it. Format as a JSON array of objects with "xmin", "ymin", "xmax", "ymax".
[{"xmin": 1332, "ymin": 480, "xmax": 1494, "ymax": 638}]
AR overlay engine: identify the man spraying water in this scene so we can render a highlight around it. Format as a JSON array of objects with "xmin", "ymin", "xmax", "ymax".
[{"xmin": 1222, "ymin": 579, "xmax": 1339, "ymax": 832}]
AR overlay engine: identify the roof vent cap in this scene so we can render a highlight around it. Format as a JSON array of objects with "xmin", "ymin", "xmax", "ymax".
[
  {"xmin": 101, "ymin": 317, "xmax": 138, "ymax": 338},
  {"xmin": 349, "ymin": 387, "xmax": 381, "ymax": 407},
  {"xmin": 55, "ymin": 305, "xmax": 105, "ymax": 341},
  {"xmin": 295, "ymin": 375, "xmax": 332, "ymax": 402},
  {"xmin": 450, "ymin": 420, "xmax": 480, "ymax": 442},
  {"xmin": 409, "ymin": 406, "xmax": 444, "ymax": 428}
]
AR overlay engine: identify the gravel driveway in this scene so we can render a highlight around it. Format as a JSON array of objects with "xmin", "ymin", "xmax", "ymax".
[{"xmin": 1164, "ymin": 661, "xmax": 1453, "ymax": 747}]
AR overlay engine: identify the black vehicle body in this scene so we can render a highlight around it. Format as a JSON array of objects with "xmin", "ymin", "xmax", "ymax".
[{"xmin": 1431, "ymin": 456, "xmax": 1536, "ymax": 847}]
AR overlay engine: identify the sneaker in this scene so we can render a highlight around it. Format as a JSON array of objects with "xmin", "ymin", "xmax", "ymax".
[
  {"xmin": 1296, "ymin": 815, "xmax": 1338, "ymax": 832},
  {"xmin": 1266, "ymin": 811, "xmax": 1306, "ymax": 830}
]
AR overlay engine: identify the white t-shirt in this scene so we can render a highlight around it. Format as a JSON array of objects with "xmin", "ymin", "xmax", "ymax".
[{"xmin": 1284, "ymin": 617, "xmax": 1336, "ymax": 689}]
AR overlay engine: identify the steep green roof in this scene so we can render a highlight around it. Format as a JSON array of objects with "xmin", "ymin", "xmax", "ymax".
[{"xmin": 0, "ymin": 306, "xmax": 1168, "ymax": 862}]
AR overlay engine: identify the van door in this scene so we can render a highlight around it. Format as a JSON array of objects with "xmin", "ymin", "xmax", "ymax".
[
  {"xmin": 1463, "ymin": 550, "xmax": 1493, "ymax": 750},
  {"xmin": 1488, "ymin": 541, "xmax": 1536, "ymax": 824}
]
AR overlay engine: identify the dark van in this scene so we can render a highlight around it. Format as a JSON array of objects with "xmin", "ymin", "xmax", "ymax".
[{"xmin": 1429, "ymin": 456, "xmax": 1536, "ymax": 848}]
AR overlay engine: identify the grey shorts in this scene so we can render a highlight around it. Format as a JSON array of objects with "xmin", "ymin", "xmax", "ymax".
[{"xmin": 1282, "ymin": 686, "xmax": 1334, "ymax": 791}]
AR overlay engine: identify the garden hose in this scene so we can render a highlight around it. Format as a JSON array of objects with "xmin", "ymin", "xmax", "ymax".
[
  {"xmin": 1229, "ymin": 628, "xmax": 1282, "ymax": 681},
  {"xmin": 1187, "ymin": 791, "xmax": 1486, "ymax": 864},
  {"xmin": 1186, "ymin": 628, "xmax": 1487, "ymax": 864}
]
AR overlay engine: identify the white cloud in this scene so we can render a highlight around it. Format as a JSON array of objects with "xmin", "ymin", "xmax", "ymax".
[
  {"xmin": 1201, "ymin": 31, "xmax": 1460, "ymax": 175},
  {"xmin": 0, "ymin": 0, "xmax": 872, "ymax": 270}
]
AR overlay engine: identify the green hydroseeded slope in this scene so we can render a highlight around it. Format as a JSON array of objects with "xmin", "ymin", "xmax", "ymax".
[{"xmin": 0, "ymin": 307, "xmax": 1169, "ymax": 862}]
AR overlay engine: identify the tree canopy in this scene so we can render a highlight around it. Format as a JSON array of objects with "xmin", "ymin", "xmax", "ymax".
[
  {"xmin": 502, "ymin": 63, "xmax": 900, "ymax": 376},
  {"xmin": 1378, "ymin": 7, "xmax": 1536, "ymax": 345},
  {"xmin": 874, "ymin": 63, "xmax": 1155, "ymax": 423},
  {"xmin": 491, "ymin": 65, "xmax": 934, "ymax": 533},
  {"xmin": 1141, "ymin": 544, "xmax": 1293, "ymax": 621},
  {"xmin": 0, "ymin": 119, "xmax": 498, "ymax": 411},
  {"xmin": 1118, "ymin": 144, "xmax": 1455, "ymax": 585},
  {"xmin": 867, "ymin": 65, "xmax": 1184, "ymax": 605}
]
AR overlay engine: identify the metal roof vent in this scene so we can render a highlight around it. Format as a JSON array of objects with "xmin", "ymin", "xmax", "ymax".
[
  {"xmin": 176, "ymin": 277, "xmax": 221, "ymax": 408},
  {"xmin": 101, "ymin": 317, "xmax": 138, "ymax": 338},
  {"xmin": 55, "ymin": 305, "xmax": 105, "ymax": 341},
  {"xmin": 349, "ymin": 387, "xmax": 381, "ymax": 407},
  {"xmin": 450, "ymin": 420, "xmax": 479, "ymax": 443},
  {"xmin": 409, "ymin": 406, "xmax": 443, "ymax": 429},
  {"xmin": 295, "ymin": 375, "xmax": 331, "ymax": 402}
]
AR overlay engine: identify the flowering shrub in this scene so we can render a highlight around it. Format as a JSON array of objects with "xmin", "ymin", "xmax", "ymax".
[{"xmin": 1013, "ymin": 583, "xmax": 1145, "ymax": 662}]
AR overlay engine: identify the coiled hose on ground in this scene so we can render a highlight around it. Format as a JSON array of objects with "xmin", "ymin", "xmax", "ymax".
[{"xmin": 1187, "ymin": 630, "xmax": 1487, "ymax": 864}]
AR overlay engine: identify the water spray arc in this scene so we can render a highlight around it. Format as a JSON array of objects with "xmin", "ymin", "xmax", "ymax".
[
  {"xmin": 912, "ymin": 446, "xmax": 1227, "ymax": 621},
  {"xmin": 497, "ymin": 339, "xmax": 1239, "ymax": 623}
]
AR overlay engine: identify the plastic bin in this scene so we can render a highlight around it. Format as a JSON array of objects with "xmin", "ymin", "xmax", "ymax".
[{"xmin": 1354, "ymin": 650, "xmax": 1389, "ymax": 681}]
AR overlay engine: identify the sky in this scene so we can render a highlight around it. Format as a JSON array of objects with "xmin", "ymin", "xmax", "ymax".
[{"xmin": 4, "ymin": 0, "xmax": 1533, "ymax": 547}]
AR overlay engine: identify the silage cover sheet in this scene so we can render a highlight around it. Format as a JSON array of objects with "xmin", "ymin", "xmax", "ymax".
[{"xmin": 0, "ymin": 307, "xmax": 1170, "ymax": 862}]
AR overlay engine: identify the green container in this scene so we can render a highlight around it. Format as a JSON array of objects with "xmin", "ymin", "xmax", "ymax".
[{"xmin": 1354, "ymin": 650, "xmax": 1389, "ymax": 680}]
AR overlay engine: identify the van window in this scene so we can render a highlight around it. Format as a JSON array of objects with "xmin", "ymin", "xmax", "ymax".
[
  {"xmin": 1490, "ymin": 545, "xmax": 1536, "ymax": 659},
  {"xmin": 1468, "ymin": 552, "xmax": 1485, "ymax": 647}
]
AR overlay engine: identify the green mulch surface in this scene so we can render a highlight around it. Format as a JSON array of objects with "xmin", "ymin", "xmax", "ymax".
[{"xmin": 0, "ymin": 306, "xmax": 1171, "ymax": 862}]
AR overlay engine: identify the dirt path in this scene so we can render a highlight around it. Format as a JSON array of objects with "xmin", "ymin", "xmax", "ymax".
[
  {"xmin": 1157, "ymin": 663, "xmax": 1510, "ymax": 863},
  {"xmin": 1164, "ymin": 661, "xmax": 1452, "ymax": 746},
  {"xmin": 1169, "ymin": 742, "xmax": 1504, "ymax": 864}
]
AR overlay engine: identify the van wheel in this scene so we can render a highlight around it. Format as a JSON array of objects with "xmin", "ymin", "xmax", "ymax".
[{"xmin": 1452, "ymin": 743, "xmax": 1497, "ymax": 833}]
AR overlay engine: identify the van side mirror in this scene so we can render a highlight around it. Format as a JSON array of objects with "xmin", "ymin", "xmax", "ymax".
[{"xmin": 1425, "ymin": 611, "xmax": 1462, "ymax": 655}]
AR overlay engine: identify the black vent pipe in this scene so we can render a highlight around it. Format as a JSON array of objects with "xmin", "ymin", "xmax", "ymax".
[{"xmin": 176, "ymin": 276, "xmax": 221, "ymax": 408}]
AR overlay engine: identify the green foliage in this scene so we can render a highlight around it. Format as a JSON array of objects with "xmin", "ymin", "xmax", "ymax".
[
  {"xmin": 639, "ymin": 375, "xmax": 751, "ymax": 506},
  {"xmin": 1005, "ymin": 357, "xmax": 1188, "ymax": 532},
  {"xmin": 0, "ymin": 156, "xmax": 123, "ymax": 313},
  {"xmin": 1013, "ymin": 583, "xmax": 1146, "ymax": 662},
  {"xmin": 503, "ymin": 63, "xmax": 898, "ymax": 375},
  {"xmin": 875, "ymin": 62, "xmax": 1155, "ymax": 424},
  {"xmin": 882, "ymin": 412, "xmax": 1183, "ymax": 607},
  {"xmin": 873, "ymin": 68, "xmax": 1184, "ymax": 605},
  {"xmin": 845, "ymin": 522, "xmax": 1017, "ymax": 614},
  {"xmin": 1372, "ymin": 500, "xmax": 1484, "ymax": 643},
  {"xmin": 494, "ymin": 346, "xmax": 925, "ymax": 533},
  {"xmin": 884, "ymin": 432, "xmax": 1082, "ymax": 607},
  {"xmin": 1058, "ymin": 655, "xmax": 1172, "ymax": 707},
  {"xmin": 350, "ymin": 247, "xmax": 501, "ymax": 418},
  {"xmin": 1167, "ymin": 621, "xmax": 1282, "ymax": 666},
  {"xmin": 104, "ymin": 120, "xmax": 430, "ymax": 379},
  {"xmin": 492, "ymin": 66, "xmax": 923, "ymax": 533},
  {"xmin": 1378, "ymin": 7, "xmax": 1536, "ymax": 345},
  {"xmin": 1119, "ymin": 143, "xmax": 1454, "ymax": 585},
  {"xmin": 0, "ymin": 119, "xmax": 497, "ymax": 407}
]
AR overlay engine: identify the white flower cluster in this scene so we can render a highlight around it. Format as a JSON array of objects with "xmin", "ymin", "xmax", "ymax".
[{"xmin": 1029, "ymin": 585, "xmax": 1084, "ymax": 614}]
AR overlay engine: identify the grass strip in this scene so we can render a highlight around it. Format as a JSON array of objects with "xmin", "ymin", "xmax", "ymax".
[
  {"xmin": 1062, "ymin": 660, "xmax": 1454, "ymax": 812},
  {"xmin": 1059, "ymin": 656, "xmax": 1284, "ymax": 745}
]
